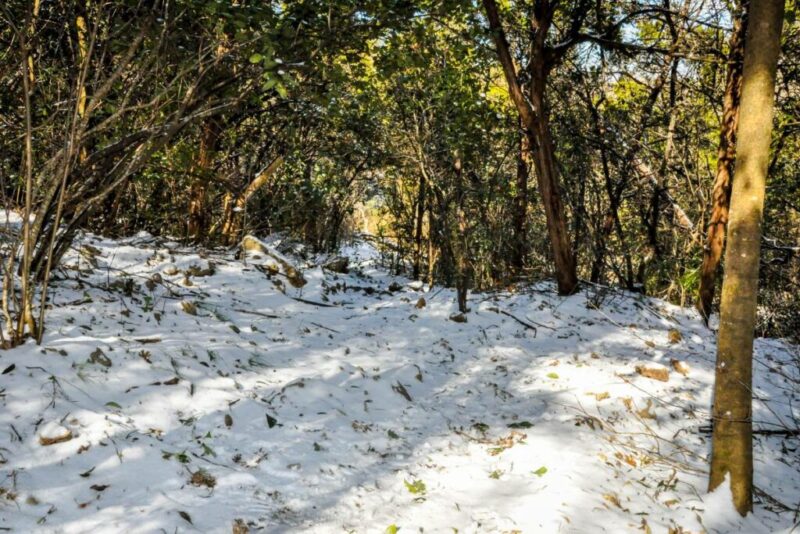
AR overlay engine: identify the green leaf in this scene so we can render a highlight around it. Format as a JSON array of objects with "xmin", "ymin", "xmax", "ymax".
[
  {"xmin": 249, "ymin": 53, "xmax": 264, "ymax": 64},
  {"xmin": 386, "ymin": 525, "xmax": 399, "ymax": 534},
  {"xmin": 507, "ymin": 421, "xmax": 533, "ymax": 429},
  {"xmin": 404, "ymin": 479, "xmax": 426, "ymax": 495},
  {"xmin": 105, "ymin": 401, "xmax": 122, "ymax": 410},
  {"xmin": 546, "ymin": 372, "xmax": 559, "ymax": 379},
  {"xmin": 533, "ymin": 466, "xmax": 548, "ymax": 477},
  {"xmin": 472, "ymin": 422, "xmax": 489, "ymax": 433}
]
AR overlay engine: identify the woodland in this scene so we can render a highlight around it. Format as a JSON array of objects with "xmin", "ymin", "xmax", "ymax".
[{"xmin": 0, "ymin": 0, "xmax": 798, "ymax": 532}]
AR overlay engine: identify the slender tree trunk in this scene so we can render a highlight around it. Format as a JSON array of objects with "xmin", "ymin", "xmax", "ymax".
[
  {"xmin": 697, "ymin": 3, "xmax": 748, "ymax": 321},
  {"xmin": 453, "ymin": 156, "xmax": 470, "ymax": 313},
  {"xmin": 18, "ymin": 23, "xmax": 37, "ymax": 340},
  {"xmin": 220, "ymin": 155, "xmax": 284, "ymax": 243},
  {"xmin": 483, "ymin": 0, "xmax": 578, "ymax": 295},
  {"xmin": 527, "ymin": 72, "xmax": 578, "ymax": 294},
  {"xmin": 427, "ymin": 203, "xmax": 437, "ymax": 289},
  {"xmin": 709, "ymin": 0, "xmax": 783, "ymax": 515},
  {"xmin": 512, "ymin": 125, "xmax": 530, "ymax": 274},
  {"xmin": 413, "ymin": 172, "xmax": 427, "ymax": 280},
  {"xmin": 188, "ymin": 118, "xmax": 220, "ymax": 240}
]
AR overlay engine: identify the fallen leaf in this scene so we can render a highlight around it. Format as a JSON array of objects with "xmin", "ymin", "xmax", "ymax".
[
  {"xmin": 670, "ymin": 359, "xmax": 690, "ymax": 377},
  {"xmin": 79, "ymin": 467, "xmax": 95, "ymax": 478},
  {"xmin": 668, "ymin": 329, "xmax": 682, "ymax": 344},
  {"xmin": 635, "ymin": 362, "xmax": 669, "ymax": 382}
]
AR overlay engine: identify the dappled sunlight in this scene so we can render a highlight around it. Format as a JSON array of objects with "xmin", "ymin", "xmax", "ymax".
[{"xmin": 0, "ymin": 234, "xmax": 797, "ymax": 533}]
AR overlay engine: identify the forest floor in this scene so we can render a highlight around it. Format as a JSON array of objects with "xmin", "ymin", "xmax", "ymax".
[{"xmin": 0, "ymin": 233, "xmax": 798, "ymax": 533}]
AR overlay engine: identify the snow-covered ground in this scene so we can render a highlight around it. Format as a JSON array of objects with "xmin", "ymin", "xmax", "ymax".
[{"xmin": 0, "ymin": 233, "xmax": 798, "ymax": 533}]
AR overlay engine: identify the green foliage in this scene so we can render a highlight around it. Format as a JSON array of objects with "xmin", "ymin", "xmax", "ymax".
[
  {"xmin": 404, "ymin": 479, "xmax": 426, "ymax": 495},
  {"xmin": 1, "ymin": 0, "xmax": 798, "ymax": 340}
]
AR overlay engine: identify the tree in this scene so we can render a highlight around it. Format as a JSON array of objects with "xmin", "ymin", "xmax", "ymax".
[
  {"xmin": 482, "ymin": 0, "xmax": 579, "ymax": 295},
  {"xmin": 697, "ymin": 1, "xmax": 748, "ymax": 321},
  {"xmin": 708, "ymin": 0, "xmax": 784, "ymax": 515}
]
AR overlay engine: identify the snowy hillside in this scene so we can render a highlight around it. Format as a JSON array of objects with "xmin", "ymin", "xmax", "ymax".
[{"xmin": 0, "ymin": 234, "xmax": 797, "ymax": 533}]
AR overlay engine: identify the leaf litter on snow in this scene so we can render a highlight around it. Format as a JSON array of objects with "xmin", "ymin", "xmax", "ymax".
[{"xmin": 0, "ymin": 232, "xmax": 797, "ymax": 533}]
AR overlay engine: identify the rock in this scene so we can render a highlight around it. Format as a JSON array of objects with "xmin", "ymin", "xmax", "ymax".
[
  {"xmin": 323, "ymin": 256, "xmax": 349, "ymax": 273},
  {"xmin": 162, "ymin": 264, "xmax": 180, "ymax": 276},
  {"xmin": 449, "ymin": 312, "xmax": 468, "ymax": 323},
  {"xmin": 38, "ymin": 421, "xmax": 73, "ymax": 446},
  {"xmin": 634, "ymin": 362, "xmax": 669, "ymax": 382},
  {"xmin": 415, "ymin": 297, "xmax": 426, "ymax": 309},
  {"xmin": 388, "ymin": 281, "xmax": 403, "ymax": 292},
  {"xmin": 668, "ymin": 328, "xmax": 682, "ymax": 344},
  {"xmin": 670, "ymin": 359, "xmax": 690, "ymax": 376},
  {"xmin": 407, "ymin": 280, "xmax": 424, "ymax": 290}
]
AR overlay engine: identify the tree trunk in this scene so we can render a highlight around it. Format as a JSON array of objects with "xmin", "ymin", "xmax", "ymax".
[
  {"xmin": 709, "ymin": 0, "xmax": 783, "ymax": 515},
  {"xmin": 220, "ymin": 155, "xmax": 284, "ymax": 243},
  {"xmin": 453, "ymin": 156, "xmax": 470, "ymax": 313},
  {"xmin": 483, "ymin": 0, "xmax": 578, "ymax": 295},
  {"xmin": 413, "ymin": 172, "xmax": 427, "ymax": 280},
  {"xmin": 527, "ymin": 73, "xmax": 578, "ymax": 294},
  {"xmin": 188, "ymin": 118, "xmax": 220, "ymax": 240},
  {"xmin": 427, "ymin": 203, "xmax": 438, "ymax": 289},
  {"xmin": 697, "ymin": 3, "xmax": 748, "ymax": 321},
  {"xmin": 512, "ymin": 126, "xmax": 530, "ymax": 274}
]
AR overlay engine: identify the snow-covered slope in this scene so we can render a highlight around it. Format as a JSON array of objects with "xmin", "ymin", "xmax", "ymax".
[{"xmin": 0, "ymin": 234, "xmax": 797, "ymax": 533}]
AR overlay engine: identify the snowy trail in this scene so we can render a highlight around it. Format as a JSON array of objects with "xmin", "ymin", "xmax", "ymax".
[{"xmin": 0, "ymin": 234, "xmax": 798, "ymax": 533}]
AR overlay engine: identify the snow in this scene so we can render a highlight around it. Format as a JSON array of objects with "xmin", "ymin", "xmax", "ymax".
[{"xmin": 0, "ymin": 233, "xmax": 798, "ymax": 533}]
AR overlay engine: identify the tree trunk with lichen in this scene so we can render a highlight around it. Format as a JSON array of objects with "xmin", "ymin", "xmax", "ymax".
[{"xmin": 709, "ymin": 0, "xmax": 783, "ymax": 515}]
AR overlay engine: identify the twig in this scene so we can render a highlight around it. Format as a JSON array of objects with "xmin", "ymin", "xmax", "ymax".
[
  {"xmin": 232, "ymin": 308, "xmax": 281, "ymax": 319},
  {"xmin": 310, "ymin": 321, "xmax": 340, "ymax": 334}
]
